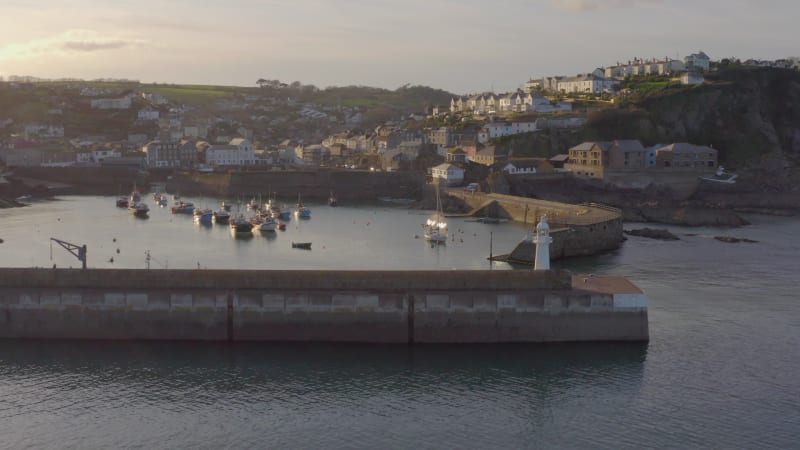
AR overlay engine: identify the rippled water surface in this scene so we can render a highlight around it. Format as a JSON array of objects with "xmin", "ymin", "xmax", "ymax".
[{"xmin": 0, "ymin": 197, "xmax": 798, "ymax": 448}]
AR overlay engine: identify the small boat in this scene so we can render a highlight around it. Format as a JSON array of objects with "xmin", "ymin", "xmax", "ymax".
[
  {"xmin": 128, "ymin": 202, "xmax": 149, "ymax": 217},
  {"xmin": 423, "ymin": 185, "xmax": 447, "ymax": 243},
  {"xmin": 173, "ymin": 193, "xmax": 181, "ymax": 201},
  {"xmin": 116, "ymin": 197, "xmax": 129, "ymax": 208},
  {"xmin": 295, "ymin": 194, "xmax": 311, "ymax": 219},
  {"xmin": 277, "ymin": 222, "xmax": 287, "ymax": 231},
  {"xmin": 171, "ymin": 201, "xmax": 195, "ymax": 214},
  {"xmin": 213, "ymin": 210, "xmax": 230, "ymax": 224},
  {"xmin": 328, "ymin": 191, "xmax": 338, "ymax": 207},
  {"xmin": 221, "ymin": 201, "xmax": 232, "ymax": 212},
  {"xmin": 699, "ymin": 166, "xmax": 738, "ymax": 184},
  {"xmin": 158, "ymin": 197, "xmax": 168, "ymax": 207},
  {"xmin": 291, "ymin": 242, "xmax": 312, "ymax": 250}
]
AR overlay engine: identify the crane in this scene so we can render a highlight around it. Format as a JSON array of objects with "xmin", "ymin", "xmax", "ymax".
[{"xmin": 50, "ymin": 238, "xmax": 87, "ymax": 269}]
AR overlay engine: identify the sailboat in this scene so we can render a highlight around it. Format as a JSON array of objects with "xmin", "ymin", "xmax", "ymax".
[{"xmin": 423, "ymin": 185, "xmax": 447, "ymax": 243}]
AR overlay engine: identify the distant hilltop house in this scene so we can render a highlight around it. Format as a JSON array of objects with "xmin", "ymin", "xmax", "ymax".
[
  {"xmin": 478, "ymin": 121, "xmax": 538, "ymax": 144},
  {"xmin": 604, "ymin": 58, "xmax": 685, "ymax": 78},
  {"xmin": 564, "ymin": 140, "xmax": 717, "ymax": 179},
  {"xmin": 431, "ymin": 162, "xmax": 465, "ymax": 186},
  {"xmin": 542, "ymin": 73, "xmax": 617, "ymax": 94},
  {"xmin": 90, "ymin": 97, "xmax": 132, "ymax": 110},
  {"xmin": 684, "ymin": 51, "xmax": 711, "ymax": 72},
  {"xmin": 450, "ymin": 92, "xmax": 571, "ymax": 115},
  {"xmin": 141, "ymin": 92, "xmax": 169, "ymax": 105}
]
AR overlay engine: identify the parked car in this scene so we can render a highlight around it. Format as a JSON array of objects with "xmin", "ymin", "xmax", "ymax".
[{"xmin": 463, "ymin": 182, "xmax": 480, "ymax": 193}]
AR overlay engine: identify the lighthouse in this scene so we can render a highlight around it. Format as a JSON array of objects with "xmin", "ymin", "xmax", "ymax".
[{"xmin": 533, "ymin": 215, "xmax": 552, "ymax": 271}]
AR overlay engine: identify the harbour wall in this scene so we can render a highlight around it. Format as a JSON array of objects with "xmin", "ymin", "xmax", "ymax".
[
  {"xmin": 0, "ymin": 269, "xmax": 648, "ymax": 343},
  {"xmin": 443, "ymin": 189, "xmax": 624, "ymax": 259},
  {"xmin": 10, "ymin": 167, "xmax": 425, "ymax": 201}
]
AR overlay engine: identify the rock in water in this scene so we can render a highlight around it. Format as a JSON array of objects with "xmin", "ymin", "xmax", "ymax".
[{"xmin": 624, "ymin": 228, "xmax": 680, "ymax": 241}]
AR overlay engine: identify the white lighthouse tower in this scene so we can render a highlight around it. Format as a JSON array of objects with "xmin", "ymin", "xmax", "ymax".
[{"xmin": 533, "ymin": 215, "xmax": 552, "ymax": 271}]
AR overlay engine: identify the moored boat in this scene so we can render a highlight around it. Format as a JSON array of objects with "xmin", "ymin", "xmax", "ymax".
[
  {"xmin": 328, "ymin": 191, "xmax": 338, "ymax": 207},
  {"xmin": 229, "ymin": 214, "xmax": 253, "ymax": 234},
  {"xmin": 699, "ymin": 166, "xmax": 738, "ymax": 184},
  {"xmin": 128, "ymin": 202, "xmax": 149, "ymax": 217},
  {"xmin": 171, "ymin": 201, "xmax": 195, "ymax": 214},
  {"xmin": 193, "ymin": 208, "xmax": 213, "ymax": 225},
  {"xmin": 251, "ymin": 216, "xmax": 277, "ymax": 232},
  {"xmin": 291, "ymin": 241, "xmax": 312, "ymax": 250},
  {"xmin": 213, "ymin": 210, "xmax": 230, "ymax": 224},
  {"xmin": 116, "ymin": 197, "xmax": 129, "ymax": 208}
]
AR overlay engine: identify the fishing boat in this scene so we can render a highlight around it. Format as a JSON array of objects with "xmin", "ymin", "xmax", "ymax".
[
  {"xmin": 423, "ymin": 185, "xmax": 447, "ymax": 243},
  {"xmin": 229, "ymin": 214, "xmax": 253, "ymax": 234},
  {"xmin": 193, "ymin": 208, "xmax": 213, "ymax": 225},
  {"xmin": 116, "ymin": 197, "xmax": 129, "ymax": 208},
  {"xmin": 291, "ymin": 242, "xmax": 312, "ymax": 250},
  {"xmin": 295, "ymin": 194, "xmax": 311, "ymax": 219},
  {"xmin": 212, "ymin": 210, "xmax": 230, "ymax": 224},
  {"xmin": 277, "ymin": 222, "xmax": 287, "ymax": 231},
  {"xmin": 128, "ymin": 202, "xmax": 149, "ymax": 218},
  {"xmin": 328, "ymin": 191, "xmax": 338, "ymax": 207},
  {"xmin": 171, "ymin": 201, "xmax": 195, "ymax": 214}
]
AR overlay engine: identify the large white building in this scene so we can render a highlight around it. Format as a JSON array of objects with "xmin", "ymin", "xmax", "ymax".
[
  {"xmin": 556, "ymin": 74, "xmax": 616, "ymax": 94},
  {"xmin": 205, "ymin": 138, "xmax": 255, "ymax": 167},
  {"xmin": 478, "ymin": 122, "xmax": 538, "ymax": 144},
  {"xmin": 431, "ymin": 163, "xmax": 465, "ymax": 186},
  {"xmin": 685, "ymin": 51, "xmax": 711, "ymax": 72}
]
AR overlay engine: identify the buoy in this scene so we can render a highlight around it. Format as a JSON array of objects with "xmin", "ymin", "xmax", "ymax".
[
  {"xmin": 109, "ymin": 257, "xmax": 114, "ymax": 263},
  {"xmin": 112, "ymin": 238, "xmax": 116, "ymax": 242}
]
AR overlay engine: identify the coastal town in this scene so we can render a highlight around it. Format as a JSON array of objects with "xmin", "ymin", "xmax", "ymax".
[{"xmin": 1, "ymin": 51, "xmax": 799, "ymax": 211}]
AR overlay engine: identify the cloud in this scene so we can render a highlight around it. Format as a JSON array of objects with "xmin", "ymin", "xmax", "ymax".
[
  {"xmin": 0, "ymin": 30, "xmax": 147, "ymax": 61},
  {"xmin": 555, "ymin": 0, "xmax": 660, "ymax": 13}
]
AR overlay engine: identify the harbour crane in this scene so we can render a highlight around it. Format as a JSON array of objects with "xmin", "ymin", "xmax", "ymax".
[{"xmin": 50, "ymin": 238, "xmax": 87, "ymax": 269}]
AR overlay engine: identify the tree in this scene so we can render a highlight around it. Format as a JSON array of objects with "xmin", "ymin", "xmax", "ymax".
[{"xmin": 257, "ymin": 78, "xmax": 267, "ymax": 88}]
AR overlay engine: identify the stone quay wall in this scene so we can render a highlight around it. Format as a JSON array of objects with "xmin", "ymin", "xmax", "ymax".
[{"xmin": 0, "ymin": 269, "xmax": 648, "ymax": 343}]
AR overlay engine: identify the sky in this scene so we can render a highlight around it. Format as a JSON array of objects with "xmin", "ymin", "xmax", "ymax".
[{"xmin": 0, "ymin": 0, "xmax": 798, "ymax": 94}]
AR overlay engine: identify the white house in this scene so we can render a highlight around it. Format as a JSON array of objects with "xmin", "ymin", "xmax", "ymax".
[
  {"xmin": 503, "ymin": 162, "xmax": 537, "ymax": 175},
  {"xmin": 685, "ymin": 51, "xmax": 711, "ymax": 72},
  {"xmin": 557, "ymin": 74, "xmax": 616, "ymax": 94},
  {"xmin": 76, "ymin": 149, "xmax": 121, "ymax": 164},
  {"xmin": 478, "ymin": 121, "xmax": 538, "ymax": 144},
  {"xmin": 90, "ymin": 97, "xmax": 132, "ymax": 110},
  {"xmin": 23, "ymin": 124, "xmax": 64, "ymax": 139},
  {"xmin": 431, "ymin": 163, "xmax": 465, "ymax": 186},
  {"xmin": 137, "ymin": 109, "xmax": 160, "ymax": 121},
  {"xmin": 205, "ymin": 138, "xmax": 255, "ymax": 167}
]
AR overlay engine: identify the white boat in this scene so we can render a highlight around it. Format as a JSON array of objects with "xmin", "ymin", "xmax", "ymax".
[
  {"xmin": 251, "ymin": 216, "xmax": 277, "ymax": 232},
  {"xmin": 423, "ymin": 186, "xmax": 447, "ymax": 243},
  {"xmin": 699, "ymin": 166, "xmax": 738, "ymax": 184}
]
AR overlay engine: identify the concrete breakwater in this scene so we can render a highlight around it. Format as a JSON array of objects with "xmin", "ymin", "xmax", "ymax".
[{"xmin": 0, "ymin": 269, "xmax": 648, "ymax": 343}]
